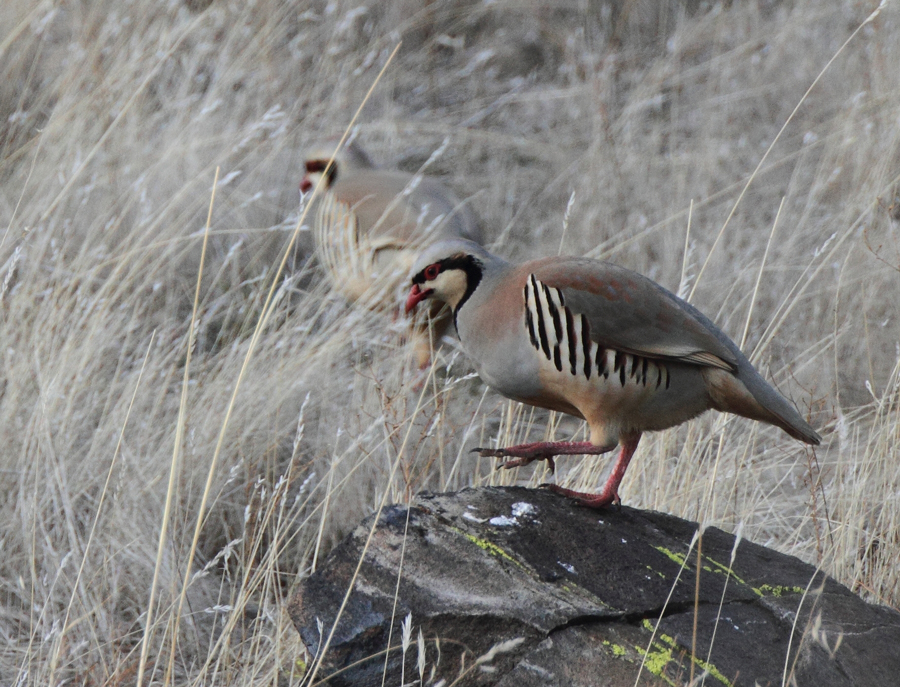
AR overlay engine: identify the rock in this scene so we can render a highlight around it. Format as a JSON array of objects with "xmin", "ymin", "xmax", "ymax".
[{"xmin": 288, "ymin": 487, "xmax": 900, "ymax": 686}]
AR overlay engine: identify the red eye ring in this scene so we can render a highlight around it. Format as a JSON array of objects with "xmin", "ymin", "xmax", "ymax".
[{"xmin": 424, "ymin": 264, "xmax": 440, "ymax": 281}]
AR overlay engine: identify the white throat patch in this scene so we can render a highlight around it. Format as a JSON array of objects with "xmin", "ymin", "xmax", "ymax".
[{"xmin": 431, "ymin": 268, "xmax": 470, "ymax": 310}]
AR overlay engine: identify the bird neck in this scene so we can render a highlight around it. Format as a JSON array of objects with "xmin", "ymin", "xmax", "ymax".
[
  {"xmin": 325, "ymin": 162, "xmax": 339, "ymax": 187},
  {"xmin": 443, "ymin": 256, "xmax": 483, "ymax": 326}
]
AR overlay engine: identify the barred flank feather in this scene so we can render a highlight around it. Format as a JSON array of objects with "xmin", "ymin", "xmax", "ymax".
[
  {"xmin": 524, "ymin": 274, "xmax": 670, "ymax": 390},
  {"xmin": 315, "ymin": 192, "xmax": 368, "ymax": 301}
]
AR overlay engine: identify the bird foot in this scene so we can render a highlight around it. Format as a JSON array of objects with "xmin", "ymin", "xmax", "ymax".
[
  {"xmin": 472, "ymin": 440, "xmax": 615, "ymax": 475},
  {"xmin": 541, "ymin": 483, "xmax": 620, "ymax": 510},
  {"xmin": 470, "ymin": 444, "xmax": 563, "ymax": 473},
  {"xmin": 501, "ymin": 454, "xmax": 556, "ymax": 473},
  {"xmin": 471, "ymin": 448, "xmax": 556, "ymax": 473}
]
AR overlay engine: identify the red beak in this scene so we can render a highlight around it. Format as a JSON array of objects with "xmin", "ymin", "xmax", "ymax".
[
  {"xmin": 299, "ymin": 176, "xmax": 313, "ymax": 193},
  {"xmin": 405, "ymin": 284, "xmax": 431, "ymax": 314}
]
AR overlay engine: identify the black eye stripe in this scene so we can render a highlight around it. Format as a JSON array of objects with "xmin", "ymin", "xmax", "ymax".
[
  {"xmin": 411, "ymin": 254, "xmax": 484, "ymax": 326},
  {"xmin": 414, "ymin": 254, "xmax": 479, "ymax": 284},
  {"xmin": 305, "ymin": 159, "xmax": 339, "ymax": 186}
]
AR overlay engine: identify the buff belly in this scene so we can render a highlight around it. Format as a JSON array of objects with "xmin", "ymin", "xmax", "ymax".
[{"xmin": 531, "ymin": 346, "xmax": 713, "ymax": 446}]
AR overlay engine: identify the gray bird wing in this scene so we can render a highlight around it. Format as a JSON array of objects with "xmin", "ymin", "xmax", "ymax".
[
  {"xmin": 331, "ymin": 171, "xmax": 481, "ymax": 245},
  {"xmin": 530, "ymin": 257, "xmax": 740, "ymax": 371},
  {"xmin": 330, "ymin": 172, "xmax": 421, "ymax": 243}
]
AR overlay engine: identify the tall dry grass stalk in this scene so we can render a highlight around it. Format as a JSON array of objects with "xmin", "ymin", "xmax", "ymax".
[{"xmin": 0, "ymin": 1, "xmax": 898, "ymax": 684}]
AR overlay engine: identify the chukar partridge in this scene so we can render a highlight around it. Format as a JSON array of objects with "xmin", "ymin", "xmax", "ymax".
[
  {"xmin": 405, "ymin": 239, "xmax": 821, "ymax": 508},
  {"xmin": 301, "ymin": 140, "xmax": 483, "ymax": 365}
]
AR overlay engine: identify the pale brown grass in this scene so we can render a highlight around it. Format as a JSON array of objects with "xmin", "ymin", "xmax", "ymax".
[{"xmin": 1, "ymin": 1, "xmax": 898, "ymax": 684}]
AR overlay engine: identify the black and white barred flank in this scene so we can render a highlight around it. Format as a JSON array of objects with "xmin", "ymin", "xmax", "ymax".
[{"xmin": 523, "ymin": 274, "xmax": 670, "ymax": 389}]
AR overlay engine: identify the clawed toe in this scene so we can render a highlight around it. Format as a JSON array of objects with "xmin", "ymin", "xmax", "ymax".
[
  {"xmin": 470, "ymin": 449, "xmax": 557, "ymax": 474},
  {"xmin": 542, "ymin": 483, "xmax": 619, "ymax": 509},
  {"xmin": 574, "ymin": 492, "xmax": 620, "ymax": 510},
  {"xmin": 499, "ymin": 455, "xmax": 555, "ymax": 471},
  {"xmin": 497, "ymin": 456, "xmax": 531, "ymax": 470}
]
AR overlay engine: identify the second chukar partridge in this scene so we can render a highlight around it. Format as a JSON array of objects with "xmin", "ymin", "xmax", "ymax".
[
  {"xmin": 405, "ymin": 239, "xmax": 821, "ymax": 508},
  {"xmin": 300, "ymin": 140, "xmax": 483, "ymax": 365}
]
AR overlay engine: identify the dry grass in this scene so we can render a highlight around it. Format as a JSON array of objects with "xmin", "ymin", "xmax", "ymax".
[{"xmin": 1, "ymin": 0, "xmax": 899, "ymax": 684}]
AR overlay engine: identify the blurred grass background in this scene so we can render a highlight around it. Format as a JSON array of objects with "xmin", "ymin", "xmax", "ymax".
[{"xmin": 0, "ymin": 0, "xmax": 898, "ymax": 684}]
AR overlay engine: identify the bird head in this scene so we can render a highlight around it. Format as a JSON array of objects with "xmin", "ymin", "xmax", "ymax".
[
  {"xmin": 300, "ymin": 157, "xmax": 337, "ymax": 194},
  {"xmin": 405, "ymin": 239, "xmax": 488, "ymax": 315},
  {"xmin": 299, "ymin": 139, "xmax": 375, "ymax": 194}
]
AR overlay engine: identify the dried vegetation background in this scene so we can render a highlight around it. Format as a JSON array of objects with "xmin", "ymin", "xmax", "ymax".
[{"xmin": 0, "ymin": 0, "xmax": 899, "ymax": 684}]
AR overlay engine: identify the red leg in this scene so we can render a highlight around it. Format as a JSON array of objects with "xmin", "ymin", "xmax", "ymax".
[
  {"xmin": 472, "ymin": 441, "xmax": 616, "ymax": 474},
  {"xmin": 545, "ymin": 433, "xmax": 642, "ymax": 509}
]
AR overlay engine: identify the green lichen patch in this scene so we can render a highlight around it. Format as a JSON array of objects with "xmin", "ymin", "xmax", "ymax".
[
  {"xmin": 451, "ymin": 527, "xmax": 522, "ymax": 567},
  {"xmin": 646, "ymin": 565, "xmax": 667, "ymax": 579},
  {"xmin": 654, "ymin": 545, "xmax": 689, "ymax": 567},
  {"xmin": 640, "ymin": 619, "xmax": 734, "ymax": 686},
  {"xmin": 634, "ymin": 642, "xmax": 679, "ymax": 687},
  {"xmin": 755, "ymin": 583, "xmax": 805, "ymax": 597},
  {"xmin": 654, "ymin": 545, "xmax": 770, "ymax": 597},
  {"xmin": 601, "ymin": 639, "xmax": 627, "ymax": 657}
]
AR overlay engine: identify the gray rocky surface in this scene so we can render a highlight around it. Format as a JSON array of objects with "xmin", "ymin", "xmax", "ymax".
[{"xmin": 289, "ymin": 487, "xmax": 900, "ymax": 686}]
